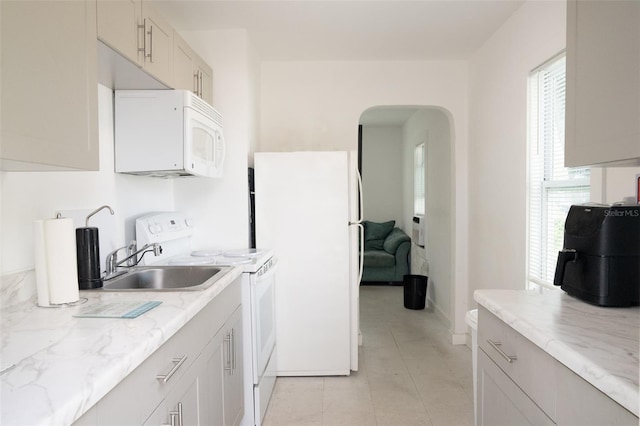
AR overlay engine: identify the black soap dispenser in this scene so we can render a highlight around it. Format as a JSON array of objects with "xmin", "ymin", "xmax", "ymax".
[{"xmin": 76, "ymin": 205, "xmax": 114, "ymax": 290}]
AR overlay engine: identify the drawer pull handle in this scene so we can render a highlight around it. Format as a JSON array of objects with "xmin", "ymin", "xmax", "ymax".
[
  {"xmin": 157, "ymin": 355, "xmax": 187, "ymax": 383},
  {"xmin": 488, "ymin": 340, "xmax": 517, "ymax": 363}
]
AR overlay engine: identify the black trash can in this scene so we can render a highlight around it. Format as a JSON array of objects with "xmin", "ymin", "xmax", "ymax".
[{"xmin": 403, "ymin": 274, "xmax": 428, "ymax": 310}]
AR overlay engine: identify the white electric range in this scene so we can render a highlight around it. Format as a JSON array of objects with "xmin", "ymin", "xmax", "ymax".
[{"xmin": 135, "ymin": 212, "xmax": 277, "ymax": 426}]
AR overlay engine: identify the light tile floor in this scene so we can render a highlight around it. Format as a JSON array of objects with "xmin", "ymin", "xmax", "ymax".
[{"xmin": 263, "ymin": 285, "xmax": 474, "ymax": 426}]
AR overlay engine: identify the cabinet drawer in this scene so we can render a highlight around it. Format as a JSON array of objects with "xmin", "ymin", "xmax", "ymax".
[
  {"xmin": 478, "ymin": 306, "xmax": 558, "ymax": 420},
  {"xmin": 478, "ymin": 349, "xmax": 555, "ymax": 425}
]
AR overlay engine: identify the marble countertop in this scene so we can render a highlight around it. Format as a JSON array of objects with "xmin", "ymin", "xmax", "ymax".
[
  {"xmin": 0, "ymin": 266, "xmax": 242, "ymax": 426},
  {"xmin": 474, "ymin": 289, "xmax": 639, "ymax": 417}
]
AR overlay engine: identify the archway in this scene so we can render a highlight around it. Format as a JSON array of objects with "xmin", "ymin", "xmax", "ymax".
[{"xmin": 358, "ymin": 106, "xmax": 455, "ymax": 333}]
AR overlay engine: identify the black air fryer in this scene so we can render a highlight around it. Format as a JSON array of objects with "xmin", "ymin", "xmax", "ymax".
[{"xmin": 554, "ymin": 204, "xmax": 640, "ymax": 307}]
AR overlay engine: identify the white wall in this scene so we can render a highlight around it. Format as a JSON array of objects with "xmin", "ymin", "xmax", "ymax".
[
  {"xmin": 402, "ymin": 109, "xmax": 453, "ymax": 324},
  {"xmin": 467, "ymin": 1, "xmax": 567, "ymax": 306},
  {"xmin": 259, "ymin": 60, "xmax": 470, "ymax": 340},
  {"xmin": 361, "ymin": 126, "xmax": 403, "ymax": 225},
  {"xmin": 591, "ymin": 166, "xmax": 640, "ymax": 204}
]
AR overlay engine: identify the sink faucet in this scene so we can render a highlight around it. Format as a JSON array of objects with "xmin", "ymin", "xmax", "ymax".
[{"xmin": 104, "ymin": 241, "xmax": 163, "ymax": 280}]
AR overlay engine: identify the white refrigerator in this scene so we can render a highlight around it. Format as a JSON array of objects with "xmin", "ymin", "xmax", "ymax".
[{"xmin": 254, "ymin": 151, "xmax": 363, "ymax": 376}]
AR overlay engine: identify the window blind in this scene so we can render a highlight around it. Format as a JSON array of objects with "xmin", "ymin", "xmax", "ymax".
[{"xmin": 528, "ymin": 55, "xmax": 590, "ymax": 287}]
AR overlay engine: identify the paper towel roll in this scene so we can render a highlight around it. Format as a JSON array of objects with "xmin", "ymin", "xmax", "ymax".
[{"xmin": 34, "ymin": 217, "xmax": 80, "ymax": 306}]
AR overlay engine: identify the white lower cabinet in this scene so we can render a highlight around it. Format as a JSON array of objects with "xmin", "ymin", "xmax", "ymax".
[
  {"xmin": 477, "ymin": 306, "xmax": 637, "ymax": 426},
  {"xmin": 74, "ymin": 277, "xmax": 244, "ymax": 426},
  {"xmin": 146, "ymin": 306, "xmax": 244, "ymax": 426}
]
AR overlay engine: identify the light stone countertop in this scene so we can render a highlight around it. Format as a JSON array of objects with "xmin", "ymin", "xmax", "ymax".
[
  {"xmin": 474, "ymin": 289, "xmax": 639, "ymax": 417},
  {"xmin": 0, "ymin": 266, "xmax": 242, "ymax": 426}
]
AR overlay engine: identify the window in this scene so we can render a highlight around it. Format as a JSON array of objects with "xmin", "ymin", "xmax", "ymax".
[
  {"xmin": 527, "ymin": 54, "xmax": 590, "ymax": 289},
  {"xmin": 414, "ymin": 143, "xmax": 425, "ymax": 215}
]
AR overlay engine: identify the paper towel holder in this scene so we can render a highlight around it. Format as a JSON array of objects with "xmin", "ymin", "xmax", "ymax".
[{"xmin": 35, "ymin": 214, "xmax": 88, "ymax": 308}]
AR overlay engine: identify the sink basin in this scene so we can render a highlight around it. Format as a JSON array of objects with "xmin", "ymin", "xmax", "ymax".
[{"xmin": 101, "ymin": 266, "xmax": 231, "ymax": 291}]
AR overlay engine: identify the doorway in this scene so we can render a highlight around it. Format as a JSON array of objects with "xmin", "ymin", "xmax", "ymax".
[{"xmin": 358, "ymin": 106, "xmax": 455, "ymax": 329}]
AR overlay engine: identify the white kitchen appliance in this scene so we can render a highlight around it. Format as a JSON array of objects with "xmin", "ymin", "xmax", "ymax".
[
  {"xmin": 115, "ymin": 90, "xmax": 225, "ymax": 178},
  {"xmin": 135, "ymin": 212, "xmax": 277, "ymax": 426},
  {"xmin": 254, "ymin": 151, "xmax": 363, "ymax": 375}
]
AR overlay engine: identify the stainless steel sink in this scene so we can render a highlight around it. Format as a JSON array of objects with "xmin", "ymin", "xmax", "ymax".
[{"xmin": 100, "ymin": 265, "xmax": 231, "ymax": 291}]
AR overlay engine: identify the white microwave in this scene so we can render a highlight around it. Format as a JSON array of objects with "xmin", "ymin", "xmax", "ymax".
[{"xmin": 115, "ymin": 90, "xmax": 225, "ymax": 178}]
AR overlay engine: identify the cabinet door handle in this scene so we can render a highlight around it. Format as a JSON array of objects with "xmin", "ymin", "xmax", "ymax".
[
  {"xmin": 224, "ymin": 332, "xmax": 232, "ymax": 373},
  {"xmin": 194, "ymin": 72, "xmax": 199, "ymax": 95},
  {"xmin": 231, "ymin": 328, "xmax": 236, "ymax": 374},
  {"xmin": 146, "ymin": 25, "xmax": 154, "ymax": 62},
  {"xmin": 168, "ymin": 402, "xmax": 183, "ymax": 426},
  {"xmin": 199, "ymin": 71, "xmax": 203, "ymax": 97},
  {"xmin": 488, "ymin": 340, "xmax": 517, "ymax": 363},
  {"xmin": 156, "ymin": 355, "xmax": 187, "ymax": 383},
  {"xmin": 137, "ymin": 21, "xmax": 146, "ymax": 57}
]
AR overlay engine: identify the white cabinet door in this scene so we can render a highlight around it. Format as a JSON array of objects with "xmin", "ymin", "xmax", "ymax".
[
  {"xmin": 1, "ymin": 0, "xmax": 99, "ymax": 171},
  {"xmin": 196, "ymin": 61, "xmax": 214, "ymax": 104},
  {"xmin": 173, "ymin": 32, "xmax": 214, "ymax": 103},
  {"xmin": 477, "ymin": 349, "xmax": 555, "ymax": 426},
  {"xmin": 565, "ymin": 0, "xmax": 640, "ymax": 166},
  {"xmin": 174, "ymin": 34, "xmax": 199, "ymax": 94},
  {"xmin": 140, "ymin": 2, "xmax": 173, "ymax": 86},
  {"xmin": 97, "ymin": 0, "xmax": 141, "ymax": 63},
  {"xmin": 223, "ymin": 307, "xmax": 245, "ymax": 426},
  {"xmin": 200, "ymin": 332, "xmax": 226, "ymax": 426}
]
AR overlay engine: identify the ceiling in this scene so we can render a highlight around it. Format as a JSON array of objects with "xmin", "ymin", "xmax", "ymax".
[{"xmin": 152, "ymin": 0, "xmax": 525, "ymax": 61}]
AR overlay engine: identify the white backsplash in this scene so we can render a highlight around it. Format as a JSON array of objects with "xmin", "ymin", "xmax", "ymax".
[{"xmin": 0, "ymin": 270, "xmax": 36, "ymax": 310}]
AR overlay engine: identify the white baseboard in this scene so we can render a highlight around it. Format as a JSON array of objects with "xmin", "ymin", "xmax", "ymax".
[
  {"xmin": 451, "ymin": 332, "xmax": 467, "ymax": 345},
  {"xmin": 426, "ymin": 296, "xmax": 450, "ymax": 330},
  {"xmin": 426, "ymin": 296, "xmax": 468, "ymax": 346}
]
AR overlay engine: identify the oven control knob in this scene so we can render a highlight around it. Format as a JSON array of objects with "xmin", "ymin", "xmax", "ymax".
[
  {"xmin": 185, "ymin": 218, "xmax": 195, "ymax": 227},
  {"xmin": 148, "ymin": 224, "xmax": 162, "ymax": 234}
]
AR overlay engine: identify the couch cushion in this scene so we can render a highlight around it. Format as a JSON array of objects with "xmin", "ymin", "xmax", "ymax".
[
  {"xmin": 364, "ymin": 239, "xmax": 384, "ymax": 250},
  {"xmin": 364, "ymin": 220, "xmax": 395, "ymax": 241},
  {"xmin": 383, "ymin": 228, "xmax": 411, "ymax": 254},
  {"xmin": 363, "ymin": 250, "xmax": 395, "ymax": 267}
]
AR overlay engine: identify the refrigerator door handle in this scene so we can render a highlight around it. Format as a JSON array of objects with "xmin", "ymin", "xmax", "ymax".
[
  {"xmin": 357, "ymin": 223, "xmax": 364, "ymax": 283},
  {"xmin": 356, "ymin": 168, "xmax": 364, "ymax": 223}
]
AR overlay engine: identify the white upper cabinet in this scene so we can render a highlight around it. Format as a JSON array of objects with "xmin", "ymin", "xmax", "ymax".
[
  {"xmin": 173, "ymin": 32, "xmax": 214, "ymax": 103},
  {"xmin": 97, "ymin": 0, "xmax": 173, "ymax": 86},
  {"xmin": 139, "ymin": 2, "xmax": 174, "ymax": 86},
  {"xmin": 96, "ymin": 0, "xmax": 141, "ymax": 63},
  {"xmin": 565, "ymin": 0, "xmax": 640, "ymax": 167},
  {"xmin": 1, "ymin": 0, "xmax": 99, "ymax": 171},
  {"xmin": 98, "ymin": 0, "xmax": 213, "ymax": 95}
]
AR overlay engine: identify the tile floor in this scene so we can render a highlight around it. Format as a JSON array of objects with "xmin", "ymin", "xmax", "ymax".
[{"xmin": 263, "ymin": 285, "xmax": 474, "ymax": 426}]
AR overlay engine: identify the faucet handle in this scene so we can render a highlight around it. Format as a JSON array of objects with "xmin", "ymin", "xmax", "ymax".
[
  {"xmin": 126, "ymin": 241, "xmax": 138, "ymax": 266},
  {"xmin": 127, "ymin": 240, "xmax": 137, "ymax": 253}
]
